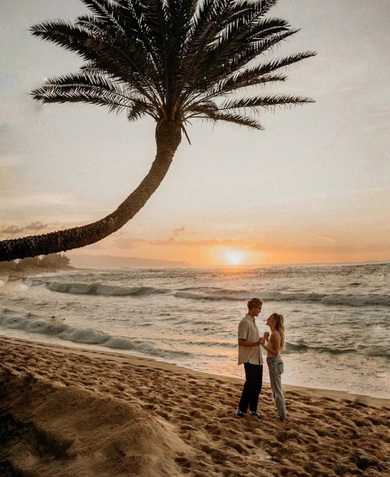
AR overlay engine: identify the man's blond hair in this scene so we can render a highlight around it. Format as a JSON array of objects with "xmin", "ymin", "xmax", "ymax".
[{"xmin": 247, "ymin": 298, "xmax": 263, "ymax": 310}]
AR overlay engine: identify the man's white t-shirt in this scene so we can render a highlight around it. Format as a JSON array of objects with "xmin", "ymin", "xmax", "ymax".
[{"xmin": 237, "ymin": 314, "xmax": 263, "ymax": 366}]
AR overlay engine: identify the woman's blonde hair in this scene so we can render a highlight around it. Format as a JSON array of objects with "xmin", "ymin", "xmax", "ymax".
[{"xmin": 271, "ymin": 313, "xmax": 285, "ymax": 350}]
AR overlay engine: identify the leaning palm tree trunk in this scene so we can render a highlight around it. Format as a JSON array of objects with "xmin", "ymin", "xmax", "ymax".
[{"xmin": 0, "ymin": 120, "xmax": 181, "ymax": 261}]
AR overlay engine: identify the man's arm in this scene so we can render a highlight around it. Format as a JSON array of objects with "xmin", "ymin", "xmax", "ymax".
[{"xmin": 238, "ymin": 338, "xmax": 263, "ymax": 347}]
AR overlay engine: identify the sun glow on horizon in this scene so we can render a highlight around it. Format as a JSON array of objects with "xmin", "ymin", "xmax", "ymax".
[
  {"xmin": 207, "ymin": 246, "xmax": 268, "ymax": 267},
  {"xmin": 224, "ymin": 249, "xmax": 247, "ymax": 266}
]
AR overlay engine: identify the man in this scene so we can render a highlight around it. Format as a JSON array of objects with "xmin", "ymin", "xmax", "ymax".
[{"xmin": 236, "ymin": 297, "xmax": 265, "ymax": 419}]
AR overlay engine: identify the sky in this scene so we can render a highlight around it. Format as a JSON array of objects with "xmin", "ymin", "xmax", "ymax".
[{"xmin": 1, "ymin": 0, "xmax": 389, "ymax": 268}]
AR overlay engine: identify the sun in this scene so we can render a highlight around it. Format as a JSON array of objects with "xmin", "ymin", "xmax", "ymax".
[
  {"xmin": 224, "ymin": 249, "xmax": 247, "ymax": 266},
  {"xmin": 208, "ymin": 246, "xmax": 263, "ymax": 267}
]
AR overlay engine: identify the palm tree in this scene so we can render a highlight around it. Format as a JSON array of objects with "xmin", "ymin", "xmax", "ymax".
[{"xmin": 0, "ymin": 0, "xmax": 316, "ymax": 262}]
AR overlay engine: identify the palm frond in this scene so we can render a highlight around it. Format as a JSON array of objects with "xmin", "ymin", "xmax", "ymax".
[
  {"xmin": 31, "ymin": 72, "xmax": 150, "ymax": 115},
  {"xmin": 220, "ymin": 94, "xmax": 314, "ymax": 112},
  {"xmin": 175, "ymin": 0, "xmax": 232, "ymax": 90},
  {"xmin": 209, "ymin": 73, "xmax": 287, "ymax": 97},
  {"xmin": 31, "ymin": 20, "xmax": 91, "ymax": 56},
  {"xmin": 31, "ymin": 18, "xmax": 162, "ymax": 105},
  {"xmin": 202, "ymin": 24, "xmax": 298, "ymax": 84},
  {"xmin": 208, "ymin": 112, "xmax": 264, "ymax": 129},
  {"xmin": 229, "ymin": 0, "xmax": 278, "ymax": 18},
  {"xmin": 183, "ymin": 99, "xmax": 219, "ymax": 119},
  {"xmin": 166, "ymin": 0, "xmax": 198, "ymax": 88},
  {"xmin": 80, "ymin": 0, "xmax": 115, "ymax": 23},
  {"xmin": 127, "ymin": 100, "xmax": 156, "ymax": 120},
  {"xmin": 206, "ymin": 51, "xmax": 316, "ymax": 96}
]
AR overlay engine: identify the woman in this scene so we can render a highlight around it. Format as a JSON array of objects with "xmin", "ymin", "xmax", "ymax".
[{"xmin": 261, "ymin": 313, "xmax": 287, "ymax": 421}]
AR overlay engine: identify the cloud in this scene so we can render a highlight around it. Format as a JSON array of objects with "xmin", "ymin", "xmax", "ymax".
[
  {"xmin": 172, "ymin": 226, "xmax": 186, "ymax": 237},
  {"xmin": 112, "ymin": 235, "xmax": 268, "ymax": 249},
  {"xmin": 319, "ymin": 236, "xmax": 338, "ymax": 246},
  {"xmin": 0, "ymin": 221, "xmax": 52, "ymax": 238}
]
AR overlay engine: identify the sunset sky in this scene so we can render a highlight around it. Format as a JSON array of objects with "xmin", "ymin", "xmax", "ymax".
[{"xmin": 1, "ymin": 0, "xmax": 389, "ymax": 267}]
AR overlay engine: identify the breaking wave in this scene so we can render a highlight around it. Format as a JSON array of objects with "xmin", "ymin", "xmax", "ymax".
[{"xmin": 0, "ymin": 308, "xmax": 192, "ymax": 360}]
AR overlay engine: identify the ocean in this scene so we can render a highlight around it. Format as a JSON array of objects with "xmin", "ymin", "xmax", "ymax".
[{"xmin": 0, "ymin": 262, "xmax": 389, "ymax": 399}]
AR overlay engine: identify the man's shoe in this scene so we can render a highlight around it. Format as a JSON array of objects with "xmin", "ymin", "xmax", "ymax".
[
  {"xmin": 236, "ymin": 408, "xmax": 245, "ymax": 418},
  {"xmin": 250, "ymin": 411, "xmax": 262, "ymax": 420}
]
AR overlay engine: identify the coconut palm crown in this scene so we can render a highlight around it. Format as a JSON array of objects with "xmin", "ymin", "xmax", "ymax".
[{"xmin": 0, "ymin": 0, "xmax": 316, "ymax": 262}]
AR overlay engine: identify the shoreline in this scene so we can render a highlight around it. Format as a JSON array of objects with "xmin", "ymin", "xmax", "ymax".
[
  {"xmin": 1, "ymin": 336, "xmax": 389, "ymax": 477},
  {"xmin": 1, "ymin": 335, "xmax": 389, "ymax": 408}
]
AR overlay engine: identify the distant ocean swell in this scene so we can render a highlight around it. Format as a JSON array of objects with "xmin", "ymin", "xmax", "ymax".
[
  {"xmin": 25, "ymin": 278, "xmax": 390, "ymax": 307},
  {"xmin": 1, "ymin": 307, "xmax": 389, "ymax": 361}
]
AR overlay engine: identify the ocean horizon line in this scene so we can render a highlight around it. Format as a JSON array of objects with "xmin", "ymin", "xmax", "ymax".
[{"xmin": 65, "ymin": 256, "xmax": 390, "ymax": 271}]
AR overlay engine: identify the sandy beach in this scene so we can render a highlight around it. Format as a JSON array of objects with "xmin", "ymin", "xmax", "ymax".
[{"xmin": 0, "ymin": 337, "xmax": 389, "ymax": 477}]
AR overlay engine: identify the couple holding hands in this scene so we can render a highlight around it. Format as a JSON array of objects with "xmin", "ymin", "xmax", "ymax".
[{"xmin": 236, "ymin": 297, "xmax": 287, "ymax": 421}]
